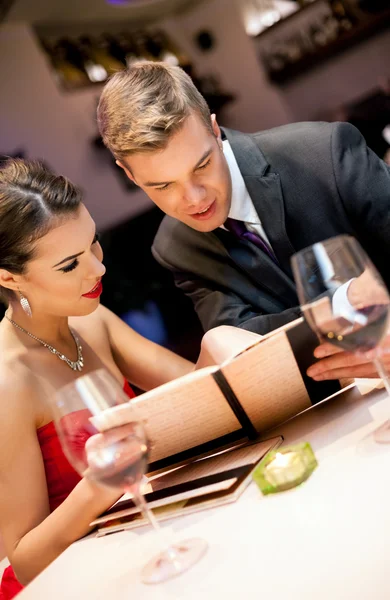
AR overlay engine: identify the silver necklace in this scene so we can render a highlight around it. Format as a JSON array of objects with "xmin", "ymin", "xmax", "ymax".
[{"xmin": 5, "ymin": 315, "xmax": 84, "ymax": 371}]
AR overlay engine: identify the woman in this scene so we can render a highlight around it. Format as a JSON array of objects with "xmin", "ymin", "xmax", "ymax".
[{"xmin": 0, "ymin": 159, "xmax": 246, "ymax": 598}]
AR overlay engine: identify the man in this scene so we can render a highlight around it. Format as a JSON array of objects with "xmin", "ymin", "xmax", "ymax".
[{"xmin": 97, "ymin": 61, "xmax": 390, "ymax": 381}]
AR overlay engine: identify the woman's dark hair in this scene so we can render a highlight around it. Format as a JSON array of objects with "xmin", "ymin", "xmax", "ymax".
[{"xmin": 0, "ymin": 159, "xmax": 82, "ymax": 301}]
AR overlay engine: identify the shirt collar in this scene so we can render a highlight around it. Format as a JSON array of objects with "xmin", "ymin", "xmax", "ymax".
[{"xmin": 223, "ymin": 139, "xmax": 260, "ymax": 224}]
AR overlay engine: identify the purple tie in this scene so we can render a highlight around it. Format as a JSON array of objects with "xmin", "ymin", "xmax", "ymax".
[{"xmin": 224, "ymin": 218, "xmax": 278, "ymax": 263}]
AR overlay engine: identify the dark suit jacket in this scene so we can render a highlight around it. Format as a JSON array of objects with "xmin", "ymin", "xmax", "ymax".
[{"xmin": 152, "ymin": 121, "xmax": 390, "ymax": 335}]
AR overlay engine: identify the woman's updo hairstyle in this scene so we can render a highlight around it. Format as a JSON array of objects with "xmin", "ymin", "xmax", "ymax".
[{"xmin": 0, "ymin": 158, "xmax": 82, "ymax": 301}]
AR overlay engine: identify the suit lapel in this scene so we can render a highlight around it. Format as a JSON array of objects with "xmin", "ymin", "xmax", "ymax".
[
  {"xmin": 218, "ymin": 127, "xmax": 298, "ymax": 303},
  {"xmin": 223, "ymin": 128, "xmax": 297, "ymax": 272},
  {"xmin": 244, "ymin": 173, "xmax": 296, "ymax": 278}
]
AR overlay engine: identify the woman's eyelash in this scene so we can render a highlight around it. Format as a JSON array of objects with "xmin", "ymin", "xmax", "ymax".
[
  {"xmin": 59, "ymin": 234, "xmax": 99, "ymax": 273},
  {"xmin": 61, "ymin": 259, "xmax": 79, "ymax": 273}
]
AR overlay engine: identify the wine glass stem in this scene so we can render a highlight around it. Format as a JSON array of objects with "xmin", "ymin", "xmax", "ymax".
[
  {"xmin": 132, "ymin": 488, "xmax": 182, "ymax": 568},
  {"xmin": 373, "ymin": 356, "xmax": 390, "ymax": 397}
]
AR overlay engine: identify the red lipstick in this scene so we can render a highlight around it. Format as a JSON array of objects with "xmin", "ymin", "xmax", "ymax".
[{"xmin": 82, "ymin": 280, "xmax": 103, "ymax": 299}]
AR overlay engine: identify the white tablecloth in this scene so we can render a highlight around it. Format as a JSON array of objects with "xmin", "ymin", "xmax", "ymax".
[{"xmin": 18, "ymin": 381, "xmax": 390, "ymax": 599}]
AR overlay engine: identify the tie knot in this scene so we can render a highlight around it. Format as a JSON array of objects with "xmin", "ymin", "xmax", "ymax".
[
  {"xmin": 224, "ymin": 217, "xmax": 278, "ymax": 263},
  {"xmin": 224, "ymin": 217, "xmax": 246, "ymax": 237}
]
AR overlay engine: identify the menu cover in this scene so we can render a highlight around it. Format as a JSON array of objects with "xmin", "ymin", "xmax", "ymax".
[
  {"xmin": 90, "ymin": 435, "xmax": 283, "ymax": 535},
  {"xmin": 89, "ymin": 317, "xmax": 351, "ymax": 474}
]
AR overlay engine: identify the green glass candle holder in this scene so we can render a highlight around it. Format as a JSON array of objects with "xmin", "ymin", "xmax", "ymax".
[{"xmin": 252, "ymin": 442, "xmax": 318, "ymax": 495}]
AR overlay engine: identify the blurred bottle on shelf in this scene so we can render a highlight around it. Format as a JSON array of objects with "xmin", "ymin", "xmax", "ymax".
[
  {"xmin": 143, "ymin": 31, "xmax": 164, "ymax": 61},
  {"xmin": 39, "ymin": 29, "xmax": 193, "ymax": 89},
  {"xmin": 99, "ymin": 33, "xmax": 127, "ymax": 66},
  {"xmin": 48, "ymin": 38, "xmax": 90, "ymax": 88},
  {"xmin": 114, "ymin": 31, "xmax": 145, "ymax": 67},
  {"xmin": 99, "ymin": 32, "xmax": 144, "ymax": 68},
  {"xmin": 311, "ymin": 14, "xmax": 339, "ymax": 47},
  {"xmin": 78, "ymin": 35, "xmax": 123, "ymax": 81},
  {"xmin": 131, "ymin": 30, "xmax": 159, "ymax": 62},
  {"xmin": 283, "ymin": 35, "xmax": 304, "ymax": 62},
  {"xmin": 328, "ymin": 1, "xmax": 355, "ymax": 32},
  {"xmin": 82, "ymin": 35, "xmax": 125, "ymax": 74},
  {"xmin": 306, "ymin": 1, "xmax": 354, "ymax": 51},
  {"xmin": 262, "ymin": 48, "xmax": 286, "ymax": 74}
]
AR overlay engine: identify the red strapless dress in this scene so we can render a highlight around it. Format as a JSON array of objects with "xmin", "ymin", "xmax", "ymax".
[{"xmin": 0, "ymin": 380, "xmax": 135, "ymax": 599}]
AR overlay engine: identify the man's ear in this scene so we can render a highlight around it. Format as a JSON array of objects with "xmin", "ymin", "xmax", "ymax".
[
  {"xmin": 211, "ymin": 114, "xmax": 222, "ymax": 149},
  {"xmin": 116, "ymin": 160, "xmax": 137, "ymax": 185},
  {"xmin": 0, "ymin": 269, "xmax": 21, "ymax": 292}
]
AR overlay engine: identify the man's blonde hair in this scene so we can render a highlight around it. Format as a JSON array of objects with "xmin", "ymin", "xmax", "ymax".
[{"xmin": 97, "ymin": 61, "xmax": 213, "ymax": 161}]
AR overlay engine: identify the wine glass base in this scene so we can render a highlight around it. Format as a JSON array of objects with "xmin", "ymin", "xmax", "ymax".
[
  {"xmin": 141, "ymin": 538, "xmax": 208, "ymax": 584},
  {"xmin": 374, "ymin": 419, "xmax": 390, "ymax": 444}
]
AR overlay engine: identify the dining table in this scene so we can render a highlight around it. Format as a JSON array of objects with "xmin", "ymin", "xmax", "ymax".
[{"xmin": 18, "ymin": 379, "xmax": 390, "ymax": 599}]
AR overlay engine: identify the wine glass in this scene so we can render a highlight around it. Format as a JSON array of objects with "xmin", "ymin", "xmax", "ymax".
[
  {"xmin": 53, "ymin": 368, "xmax": 208, "ymax": 584},
  {"xmin": 291, "ymin": 235, "xmax": 390, "ymax": 443}
]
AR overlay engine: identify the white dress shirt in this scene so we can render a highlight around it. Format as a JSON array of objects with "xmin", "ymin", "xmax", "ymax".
[{"xmin": 221, "ymin": 139, "xmax": 272, "ymax": 247}]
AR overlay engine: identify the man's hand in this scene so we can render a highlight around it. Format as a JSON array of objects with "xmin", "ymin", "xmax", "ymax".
[
  {"xmin": 306, "ymin": 333, "xmax": 390, "ymax": 380},
  {"xmin": 306, "ymin": 267, "xmax": 390, "ymax": 381}
]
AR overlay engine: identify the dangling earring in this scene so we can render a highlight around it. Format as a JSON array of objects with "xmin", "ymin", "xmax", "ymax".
[{"xmin": 19, "ymin": 291, "xmax": 32, "ymax": 318}]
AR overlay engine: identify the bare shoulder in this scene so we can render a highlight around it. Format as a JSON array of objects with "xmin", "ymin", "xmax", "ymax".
[{"xmin": 0, "ymin": 360, "xmax": 38, "ymax": 431}]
